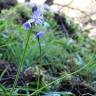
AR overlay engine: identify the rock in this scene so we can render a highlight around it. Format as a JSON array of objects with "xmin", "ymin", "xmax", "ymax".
[
  {"xmin": 23, "ymin": 66, "xmax": 43, "ymax": 82},
  {"xmin": 88, "ymin": 29, "xmax": 96, "ymax": 40},
  {"xmin": 25, "ymin": 0, "xmax": 30, "ymax": 2},
  {"xmin": 0, "ymin": 0, "xmax": 17, "ymax": 11},
  {"xmin": 23, "ymin": 67, "xmax": 38, "ymax": 82},
  {"xmin": 44, "ymin": 0, "xmax": 53, "ymax": 6}
]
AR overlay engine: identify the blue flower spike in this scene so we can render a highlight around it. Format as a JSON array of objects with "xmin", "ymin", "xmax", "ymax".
[
  {"xmin": 32, "ymin": 7, "xmax": 44, "ymax": 26},
  {"xmin": 23, "ymin": 5, "xmax": 45, "ymax": 39},
  {"xmin": 36, "ymin": 31, "xmax": 45, "ymax": 38}
]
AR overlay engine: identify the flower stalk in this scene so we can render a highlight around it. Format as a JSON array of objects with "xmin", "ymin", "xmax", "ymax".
[{"xmin": 36, "ymin": 37, "xmax": 42, "ymax": 96}]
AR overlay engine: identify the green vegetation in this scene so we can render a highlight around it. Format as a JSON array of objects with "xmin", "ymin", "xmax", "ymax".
[{"xmin": 0, "ymin": 4, "xmax": 96, "ymax": 96}]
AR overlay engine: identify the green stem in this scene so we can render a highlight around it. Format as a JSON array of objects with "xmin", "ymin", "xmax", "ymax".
[
  {"xmin": 36, "ymin": 38, "xmax": 42, "ymax": 96},
  {"xmin": 12, "ymin": 30, "xmax": 31, "ymax": 93},
  {"xmin": 0, "ymin": 84, "xmax": 8, "ymax": 96}
]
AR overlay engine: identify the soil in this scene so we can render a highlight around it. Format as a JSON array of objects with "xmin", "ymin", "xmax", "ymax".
[{"xmin": 0, "ymin": 60, "xmax": 96, "ymax": 96}]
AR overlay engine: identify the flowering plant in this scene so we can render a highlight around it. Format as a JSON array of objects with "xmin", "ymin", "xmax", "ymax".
[{"xmin": 23, "ymin": 5, "xmax": 45, "ymax": 38}]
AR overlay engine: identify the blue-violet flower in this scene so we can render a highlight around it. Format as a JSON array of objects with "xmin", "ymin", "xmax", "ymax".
[
  {"xmin": 23, "ymin": 21, "xmax": 31, "ymax": 30},
  {"xmin": 36, "ymin": 31, "xmax": 45, "ymax": 38}
]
